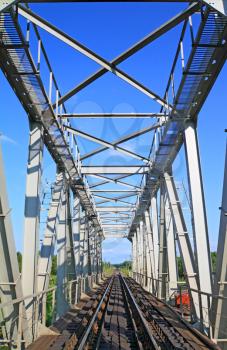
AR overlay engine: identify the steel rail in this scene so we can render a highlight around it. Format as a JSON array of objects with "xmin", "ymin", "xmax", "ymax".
[
  {"xmin": 76, "ymin": 276, "xmax": 114, "ymax": 350},
  {"xmin": 120, "ymin": 275, "xmax": 160, "ymax": 350},
  {"xmin": 126, "ymin": 277, "xmax": 220, "ymax": 350}
]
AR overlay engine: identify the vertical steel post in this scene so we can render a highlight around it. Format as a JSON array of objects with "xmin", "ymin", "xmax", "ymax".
[
  {"xmin": 212, "ymin": 143, "xmax": 227, "ymax": 345},
  {"xmin": 38, "ymin": 172, "xmax": 64, "ymax": 293},
  {"xmin": 151, "ymin": 196, "xmax": 159, "ymax": 293},
  {"xmin": 139, "ymin": 222, "xmax": 144, "ymax": 284},
  {"xmin": 0, "ymin": 144, "xmax": 30, "ymax": 344},
  {"xmin": 65, "ymin": 190, "xmax": 76, "ymax": 283},
  {"xmin": 165, "ymin": 195, "xmax": 177, "ymax": 297},
  {"xmin": 96, "ymin": 233, "xmax": 102, "ymax": 281},
  {"xmin": 79, "ymin": 209, "xmax": 85, "ymax": 291},
  {"xmin": 22, "ymin": 122, "xmax": 43, "ymax": 336},
  {"xmin": 158, "ymin": 184, "xmax": 168, "ymax": 300},
  {"xmin": 164, "ymin": 172, "xmax": 200, "ymax": 319},
  {"xmin": 143, "ymin": 221, "xmax": 148, "ymax": 288},
  {"xmin": 56, "ymin": 180, "xmax": 69, "ymax": 317},
  {"xmin": 144, "ymin": 210, "xmax": 155, "ymax": 293},
  {"xmin": 83, "ymin": 216, "xmax": 89, "ymax": 291},
  {"xmin": 184, "ymin": 121, "xmax": 212, "ymax": 323},
  {"xmin": 136, "ymin": 227, "xmax": 141, "ymax": 282},
  {"xmin": 73, "ymin": 196, "xmax": 81, "ymax": 277},
  {"xmin": 132, "ymin": 234, "xmax": 137, "ymax": 279}
]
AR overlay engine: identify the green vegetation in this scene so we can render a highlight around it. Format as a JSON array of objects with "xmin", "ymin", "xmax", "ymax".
[
  {"xmin": 177, "ymin": 252, "xmax": 217, "ymax": 281},
  {"xmin": 46, "ymin": 255, "xmax": 57, "ymax": 326},
  {"xmin": 211, "ymin": 251, "xmax": 217, "ymax": 273},
  {"xmin": 102, "ymin": 261, "xmax": 114, "ymax": 276},
  {"xmin": 113, "ymin": 261, "xmax": 132, "ymax": 277},
  {"xmin": 17, "ymin": 252, "xmax": 22, "ymax": 273}
]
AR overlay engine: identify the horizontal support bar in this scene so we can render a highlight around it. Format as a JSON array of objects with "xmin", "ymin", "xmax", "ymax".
[
  {"xmin": 82, "ymin": 165, "xmax": 150, "ymax": 174},
  {"xmin": 91, "ymin": 190, "xmax": 140, "ymax": 193},
  {"xmin": 97, "ymin": 207, "xmax": 135, "ymax": 212},
  {"xmin": 60, "ymin": 113, "xmax": 167, "ymax": 118}
]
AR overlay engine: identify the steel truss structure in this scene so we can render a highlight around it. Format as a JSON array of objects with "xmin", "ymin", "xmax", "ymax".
[{"xmin": 0, "ymin": 0, "xmax": 227, "ymax": 348}]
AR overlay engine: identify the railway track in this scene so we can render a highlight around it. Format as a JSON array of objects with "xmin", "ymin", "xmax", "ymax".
[{"xmin": 28, "ymin": 274, "xmax": 220, "ymax": 350}]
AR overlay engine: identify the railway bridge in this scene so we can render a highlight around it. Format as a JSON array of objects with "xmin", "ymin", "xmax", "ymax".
[{"xmin": 0, "ymin": 0, "xmax": 227, "ymax": 348}]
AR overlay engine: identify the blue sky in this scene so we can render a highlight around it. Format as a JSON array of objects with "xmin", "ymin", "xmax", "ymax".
[{"xmin": 0, "ymin": 2, "xmax": 226, "ymax": 264}]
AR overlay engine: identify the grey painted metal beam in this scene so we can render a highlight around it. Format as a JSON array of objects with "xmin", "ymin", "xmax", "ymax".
[
  {"xmin": 18, "ymin": 5, "xmax": 170, "ymax": 111},
  {"xmin": 144, "ymin": 210, "xmax": 156, "ymax": 294},
  {"xmin": 150, "ymin": 197, "xmax": 159, "ymax": 286},
  {"xmin": 96, "ymin": 207, "xmax": 135, "ymax": 212},
  {"xmin": 46, "ymin": 2, "xmax": 200, "ymax": 107},
  {"xmin": 73, "ymin": 196, "xmax": 81, "ymax": 277},
  {"xmin": 22, "ymin": 122, "xmax": 43, "ymax": 336},
  {"xmin": 212, "ymin": 143, "xmax": 227, "ymax": 344},
  {"xmin": 65, "ymin": 190, "xmax": 77, "ymax": 281},
  {"xmin": 38, "ymin": 172, "xmax": 64, "ymax": 293},
  {"xmin": 0, "ymin": 143, "xmax": 30, "ymax": 344},
  {"xmin": 164, "ymin": 172, "xmax": 200, "ymax": 319},
  {"xmin": 56, "ymin": 181, "xmax": 69, "ymax": 317},
  {"xmin": 158, "ymin": 184, "xmax": 168, "ymax": 300},
  {"xmin": 91, "ymin": 190, "xmax": 140, "ymax": 193},
  {"xmin": 81, "ymin": 166, "xmax": 149, "ymax": 174},
  {"xmin": 60, "ymin": 113, "xmax": 167, "ymax": 118},
  {"xmin": 184, "ymin": 121, "xmax": 212, "ymax": 325},
  {"xmin": 165, "ymin": 195, "xmax": 177, "ymax": 296},
  {"xmin": 20, "ymin": 0, "xmax": 192, "ymax": 3}
]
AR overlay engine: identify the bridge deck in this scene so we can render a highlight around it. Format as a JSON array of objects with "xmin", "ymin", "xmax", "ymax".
[{"xmin": 27, "ymin": 275, "xmax": 220, "ymax": 350}]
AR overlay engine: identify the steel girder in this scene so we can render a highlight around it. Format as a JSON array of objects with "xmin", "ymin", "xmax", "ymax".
[
  {"xmin": 129, "ymin": 8, "xmax": 227, "ymax": 236},
  {"xmin": 0, "ymin": 144, "xmax": 30, "ymax": 345},
  {"xmin": 38, "ymin": 172, "xmax": 64, "ymax": 293},
  {"xmin": 22, "ymin": 122, "xmax": 43, "ymax": 338},
  {"xmin": 0, "ymin": 10, "xmax": 103, "ymax": 237},
  {"xmin": 212, "ymin": 144, "xmax": 227, "ymax": 346}
]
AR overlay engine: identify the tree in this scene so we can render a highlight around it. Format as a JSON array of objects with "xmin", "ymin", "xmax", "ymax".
[
  {"xmin": 17, "ymin": 252, "xmax": 22, "ymax": 273},
  {"xmin": 211, "ymin": 251, "xmax": 217, "ymax": 273},
  {"xmin": 51, "ymin": 255, "xmax": 57, "ymax": 276},
  {"xmin": 177, "ymin": 256, "xmax": 184, "ymax": 281}
]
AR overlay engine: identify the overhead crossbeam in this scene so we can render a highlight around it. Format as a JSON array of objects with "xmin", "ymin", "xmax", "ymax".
[
  {"xmin": 64, "ymin": 125, "xmax": 151, "ymax": 163},
  {"xmin": 39, "ymin": 2, "xmax": 200, "ymax": 107},
  {"xmin": 91, "ymin": 190, "xmax": 140, "ymax": 193},
  {"xmin": 95, "ymin": 198, "xmax": 135, "ymax": 206},
  {"xmin": 96, "ymin": 207, "xmax": 135, "ymax": 212},
  {"xmin": 60, "ymin": 113, "xmax": 167, "ymax": 118},
  {"xmin": 18, "ymin": 5, "xmax": 171, "ymax": 111},
  {"xmin": 81, "ymin": 165, "xmax": 150, "ymax": 174}
]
